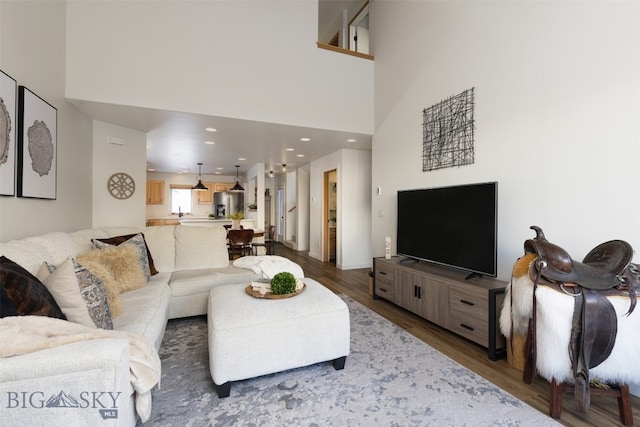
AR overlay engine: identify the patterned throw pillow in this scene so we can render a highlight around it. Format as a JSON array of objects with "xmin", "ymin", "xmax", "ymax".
[
  {"xmin": 72, "ymin": 260, "xmax": 113, "ymax": 329},
  {"xmin": 93, "ymin": 233, "xmax": 158, "ymax": 277},
  {"xmin": 0, "ymin": 256, "xmax": 66, "ymax": 319}
]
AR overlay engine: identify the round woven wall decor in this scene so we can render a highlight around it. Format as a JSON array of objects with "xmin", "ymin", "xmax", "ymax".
[{"xmin": 107, "ymin": 172, "xmax": 135, "ymax": 200}]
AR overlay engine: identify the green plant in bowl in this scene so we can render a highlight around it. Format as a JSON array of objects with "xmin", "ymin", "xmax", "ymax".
[
  {"xmin": 229, "ymin": 210, "xmax": 244, "ymax": 220},
  {"xmin": 270, "ymin": 272, "xmax": 297, "ymax": 295}
]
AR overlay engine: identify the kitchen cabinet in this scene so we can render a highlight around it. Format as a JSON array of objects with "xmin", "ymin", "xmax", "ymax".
[
  {"xmin": 198, "ymin": 182, "xmax": 233, "ymax": 204},
  {"xmin": 197, "ymin": 182, "xmax": 216, "ymax": 204},
  {"xmin": 146, "ymin": 180, "xmax": 164, "ymax": 204}
]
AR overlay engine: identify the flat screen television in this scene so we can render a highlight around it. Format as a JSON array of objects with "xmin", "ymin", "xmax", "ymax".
[{"xmin": 396, "ymin": 182, "xmax": 497, "ymax": 278}]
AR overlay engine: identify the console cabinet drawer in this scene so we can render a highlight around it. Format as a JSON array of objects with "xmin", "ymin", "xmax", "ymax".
[
  {"xmin": 374, "ymin": 260, "xmax": 396, "ymax": 302},
  {"xmin": 449, "ymin": 309, "xmax": 488, "ymax": 346},
  {"xmin": 449, "ymin": 286, "xmax": 488, "ymax": 320}
]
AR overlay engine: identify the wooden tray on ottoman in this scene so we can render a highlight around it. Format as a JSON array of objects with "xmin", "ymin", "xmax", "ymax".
[{"xmin": 245, "ymin": 283, "xmax": 306, "ymax": 299}]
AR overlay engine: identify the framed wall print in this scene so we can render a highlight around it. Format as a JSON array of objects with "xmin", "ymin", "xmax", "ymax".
[
  {"xmin": 0, "ymin": 70, "xmax": 17, "ymax": 196},
  {"xmin": 17, "ymin": 86, "xmax": 57, "ymax": 199}
]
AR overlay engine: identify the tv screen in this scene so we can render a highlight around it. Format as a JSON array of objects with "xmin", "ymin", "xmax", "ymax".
[{"xmin": 397, "ymin": 182, "xmax": 497, "ymax": 277}]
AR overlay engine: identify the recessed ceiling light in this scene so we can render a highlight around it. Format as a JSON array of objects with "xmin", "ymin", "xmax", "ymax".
[
  {"xmin": 205, "ymin": 127, "xmax": 217, "ymax": 132},
  {"xmin": 296, "ymin": 154, "xmax": 304, "ymax": 158},
  {"xmin": 203, "ymin": 141, "xmax": 215, "ymax": 145},
  {"xmin": 216, "ymin": 167, "xmax": 223, "ymax": 170},
  {"xmin": 147, "ymin": 168, "xmax": 155, "ymax": 172},
  {"xmin": 300, "ymin": 137, "xmax": 310, "ymax": 142},
  {"xmin": 238, "ymin": 157, "xmax": 246, "ymax": 161},
  {"xmin": 346, "ymin": 138, "xmax": 356, "ymax": 143},
  {"xmin": 286, "ymin": 148, "xmax": 294, "ymax": 151}
]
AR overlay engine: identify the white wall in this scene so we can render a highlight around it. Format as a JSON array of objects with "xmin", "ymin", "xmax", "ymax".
[
  {"xmin": 371, "ymin": 1, "xmax": 640, "ymax": 281},
  {"xmin": 285, "ymin": 170, "xmax": 297, "ymax": 244},
  {"xmin": 296, "ymin": 165, "xmax": 310, "ymax": 251},
  {"xmin": 309, "ymin": 148, "xmax": 371, "ymax": 269},
  {"xmin": 92, "ymin": 121, "xmax": 146, "ymax": 228},
  {"xmin": 372, "ymin": 0, "xmax": 640, "ymax": 397},
  {"xmin": 339, "ymin": 149, "xmax": 371, "ymax": 269},
  {"xmin": 247, "ymin": 163, "xmax": 265, "ymax": 230},
  {"xmin": 0, "ymin": 0, "xmax": 93, "ymax": 242},
  {"xmin": 65, "ymin": 0, "xmax": 373, "ymax": 135}
]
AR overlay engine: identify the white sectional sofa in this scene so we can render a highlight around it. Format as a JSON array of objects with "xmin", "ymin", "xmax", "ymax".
[{"xmin": 0, "ymin": 225, "xmax": 262, "ymax": 427}]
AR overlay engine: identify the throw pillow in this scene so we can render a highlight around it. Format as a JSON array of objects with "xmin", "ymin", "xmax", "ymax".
[
  {"xmin": 39, "ymin": 258, "xmax": 113, "ymax": 329},
  {"xmin": 38, "ymin": 258, "xmax": 95, "ymax": 327},
  {"xmin": 71, "ymin": 260, "xmax": 113, "ymax": 329},
  {"xmin": 77, "ymin": 244, "xmax": 146, "ymax": 294},
  {"xmin": 0, "ymin": 256, "xmax": 66, "ymax": 319},
  {"xmin": 0, "ymin": 286, "xmax": 18, "ymax": 316},
  {"xmin": 74, "ymin": 255, "xmax": 123, "ymax": 318},
  {"xmin": 93, "ymin": 233, "xmax": 158, "ymax": 277}
]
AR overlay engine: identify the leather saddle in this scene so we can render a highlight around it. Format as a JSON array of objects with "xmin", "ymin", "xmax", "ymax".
[{"xmin": 522, "ymin": 226, "xmax": 639, "ymax": 413}]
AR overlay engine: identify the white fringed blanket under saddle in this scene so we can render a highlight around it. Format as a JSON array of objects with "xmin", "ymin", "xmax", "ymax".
[{"xmin": 499, "ymin": 226, "xmax": 640, "ymax": 413}]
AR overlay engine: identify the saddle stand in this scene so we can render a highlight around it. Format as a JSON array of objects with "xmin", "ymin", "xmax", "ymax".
[{"xmin": 522, "ymin": 226, "xmax": 639, "ymax": 419}]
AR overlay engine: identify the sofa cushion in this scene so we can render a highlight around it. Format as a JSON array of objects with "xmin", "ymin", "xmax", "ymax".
[
  {"xmin": 0, "ymin": 256, "xmax": 66, "ymax": 319},
  {"xmin": 69, "ymin": 228, "xmax": 110, "ymax": 254},
  {"xmin": 93, "ymin": 233, "xmax": 157, "ymax": 278},
  {"xmin": 0, "ymin": 240, "xmax": 51, "ymax": 275},
  {"xmin": 169, "ymin": 266, "xmax": 260, "ymax": 297},
  {"xmin": 113, "ymin": 274, "xmax": 171, "ymax": 350},
  {"xmin": 142, "ymin": 226, "xmax": 176, "ymax": 273},
  {"xmin": 25, "ymin": 232, "xmax": 83, "ymax": 266},
  {"xmin": 174, "ymin": 225, "xmax": 229, "ymax": 271}
]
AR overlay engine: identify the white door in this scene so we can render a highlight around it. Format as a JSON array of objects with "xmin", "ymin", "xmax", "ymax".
[{"xmin": 349, "ymin": 4, "xmax": 369, "ymax": 54}]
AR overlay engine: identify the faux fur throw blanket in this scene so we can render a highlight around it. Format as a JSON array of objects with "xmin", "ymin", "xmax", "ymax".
[
  {"xmin": 0, "ymin": 315, "xmax": 160, "ymax": 422},
  {"xmin": 234, "ymin": 255, "xmax": 304, "ymax": 279}
]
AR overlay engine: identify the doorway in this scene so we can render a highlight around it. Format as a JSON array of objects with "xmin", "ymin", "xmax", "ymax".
[
  {"xmin": 323, "ymin": 170, "xmax": 337, "ymax": 263},
  {"xmin": 349, "ymin": 2, "xmax": 369, "ymax": 54},
  {"xmin": 277, "ymin": 186, "xmax": 285, "ymax": 243}
]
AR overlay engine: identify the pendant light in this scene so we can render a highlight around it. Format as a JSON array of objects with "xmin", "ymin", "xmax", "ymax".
[
  {"xmin": 231, "ymin": 165, "xmax": 244, "ymax": 191},
  {"xmin": 192, "ymin": 162, "xmax": 208, "ymax": 191}
]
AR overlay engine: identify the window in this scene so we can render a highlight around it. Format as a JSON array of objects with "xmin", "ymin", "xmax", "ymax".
[{"xmin": 170, "ymin": 186, "xmax": 193, "ymax": 214}]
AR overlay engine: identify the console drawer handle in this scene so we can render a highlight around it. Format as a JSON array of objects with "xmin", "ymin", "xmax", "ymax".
[
  {"xmin": 460, "ymin": 323, "xmax": 474, "ymax": 331},
  {"xmin": 379, "ymin": 271, "xmax": 387, "ymax": 276},
  {"xmin": 379, "ymin": 287, "xmax": 388, "ymax": 293},
  {"xmin": 460, "ymin": 299, "xmax": 475, "ymax": 306}
]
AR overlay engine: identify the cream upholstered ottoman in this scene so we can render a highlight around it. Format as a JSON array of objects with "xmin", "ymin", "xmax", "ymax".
[{"xmin": 207, "ymin": 278, "xmax": 350, "ymax": 397}]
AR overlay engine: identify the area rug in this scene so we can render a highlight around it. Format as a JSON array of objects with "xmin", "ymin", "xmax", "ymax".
[{"xmin": 141, "ymin": 295, "xmax": 560, "ymax": 426}]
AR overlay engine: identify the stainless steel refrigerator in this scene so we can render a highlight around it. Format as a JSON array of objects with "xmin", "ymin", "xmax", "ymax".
[{"xmin": 213, "ymin": 192, "xmax": 244, "ymax": 219}]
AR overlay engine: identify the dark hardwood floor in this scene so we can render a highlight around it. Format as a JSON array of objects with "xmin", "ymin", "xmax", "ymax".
[{"xmin": 274, "ymin": 243, "xmax": 638, "ymax": 427}]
